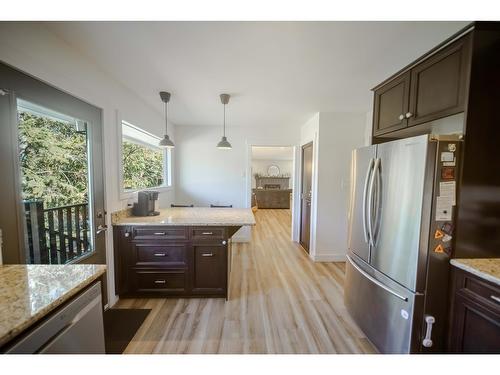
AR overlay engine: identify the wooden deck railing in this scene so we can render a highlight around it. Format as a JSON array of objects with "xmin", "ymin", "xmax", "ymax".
[{"xmin": 24, "ymin": 200, "xmax": 91, "ymax": 264}]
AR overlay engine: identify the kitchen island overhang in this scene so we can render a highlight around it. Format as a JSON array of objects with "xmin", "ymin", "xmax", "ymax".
[{"xmin": 111, "ymin": 207, "xmax": 256, "ymax": 299}]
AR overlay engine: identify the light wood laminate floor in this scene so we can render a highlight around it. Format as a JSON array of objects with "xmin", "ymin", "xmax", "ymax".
[{"xmin": 116, "ymin": 209, "xmax": 376, "ymax": 354}]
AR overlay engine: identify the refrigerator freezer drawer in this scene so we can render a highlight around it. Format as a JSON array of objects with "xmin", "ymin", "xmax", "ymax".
[{"xmin": 345, "ymin": 256, "xmax": 424, "ymax": 353}]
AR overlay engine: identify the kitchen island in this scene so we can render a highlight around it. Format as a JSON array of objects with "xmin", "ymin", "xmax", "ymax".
[
  {"xmin": 0, "ymin": 264, "xmax": 106, "ymax": 351},
  {"xmin": 112, "ymin": 207, "xmax": 256, "ymax": 299}
]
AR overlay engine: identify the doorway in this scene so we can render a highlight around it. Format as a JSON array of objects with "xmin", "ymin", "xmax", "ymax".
[
  {"xmin": 299, "ymin": 142, "xmax": 313, "ymax": 253},
  {"xmin": 0, "ymin": 62, "xmax": 106, "ymax": 267},
  {"xmin": 249, "ymin": 146, "xmax": 296, "ymax": 235}
]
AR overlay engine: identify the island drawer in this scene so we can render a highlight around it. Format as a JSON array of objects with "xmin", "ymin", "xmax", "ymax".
[
  {"xmin": 192, "ymin": 227, "xmax": 226, "ymax": 241},
  {"xmin": 461, "ymin": 273, "xmax": 500, "ymax": 308},
  {"xmin": 133, "ymin": 270, "xmax": 186, "ymax": 293},
  {"xmin": 133, "ymin": 243, "xmax": 187, "ymax": 267},
  {"xmin": 132, "ymin": 226, "xmax": 188, "ymax": 240}
]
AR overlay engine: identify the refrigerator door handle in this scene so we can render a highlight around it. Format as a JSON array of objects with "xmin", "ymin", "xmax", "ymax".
[
  {"xmin": 367, "ymin": 158, "xmax": 380, "ymax": 247},
  {"xmin": 372, "ymin": 158, "xmax": 382, "ymax": 246},
  {"xmin": 362, "ymin": 158, "xmax": 375, "ymax": 243},
  {"xmin": 346, "ymin": 254, "xmax": 408, "ymax": 302}
]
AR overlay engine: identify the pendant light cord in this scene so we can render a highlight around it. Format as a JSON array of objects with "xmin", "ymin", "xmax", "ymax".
[{"xmin": 223, "ymin": 103, "xmax": 226, "ymax": 137}]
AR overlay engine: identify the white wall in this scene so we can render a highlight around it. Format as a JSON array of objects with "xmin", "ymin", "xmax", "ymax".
[
  {"xmin": 299, "ymin": 112, "xmax": 366, "ymax": 262},
  {"xmin": 251, "ymin": 159, "xmax": 293, "ymax": 188},
  {"xmin": 0, "ymin": 22, "xmax": 176, "ymax": 307},
  {"xmin": 314, "ymin": 113, "xmax": 367, "ymax": 261},
  {"xmin": 174, "ymin": 125, "xmax": 300, "ymax": 241}
]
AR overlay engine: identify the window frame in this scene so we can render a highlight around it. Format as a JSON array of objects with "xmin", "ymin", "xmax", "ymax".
[{"xmin": 117, "ymin": 114, "xmax": 172, "ymax": 200}]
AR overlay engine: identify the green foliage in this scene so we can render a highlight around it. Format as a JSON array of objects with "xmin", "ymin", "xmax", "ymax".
[
  {"xmin": 122, "ymin": 139, "xmax": 165, "ymax": 190},
  {"xmin": 18, "ymin": 111, "xmax": 88, "ymax": 209}
]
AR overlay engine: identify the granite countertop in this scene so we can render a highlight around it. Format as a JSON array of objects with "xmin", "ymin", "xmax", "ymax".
[
  {"xmin": 112, "ymin": 207, "xmax": 256, "ymax": 227},
  {"xmin": 0, "ymin": 264, "xmax": 106, "ymax": 348},
  {"xmin": 450, "ymin": 258, "xmax": 500, "ymax": 286}
]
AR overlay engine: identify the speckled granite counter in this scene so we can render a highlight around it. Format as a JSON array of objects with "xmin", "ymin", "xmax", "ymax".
[
  {"xmin": 112, "ymin": 207, "xmax": 256, "ymax": 227},
  {"xmin": 451, "ymin": 258, "xmax": 500, "ymax": 286},
  {"xmin": 0, "ymin": 264, "xmax": 106, "ymax": 347}
]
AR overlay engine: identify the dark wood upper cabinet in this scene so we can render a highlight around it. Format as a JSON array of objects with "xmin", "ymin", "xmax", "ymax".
[
  {"xmin": 371, "ymin": 22, "xmax": 500, "ymax": 261},
  {"xmin": 373, "ymin": 71, "xmax": 411, "ymax": 135},
  {"xmin": 408, "ymin": 34, "xmax": 471, "ymax": 127},
  {"xmin": 372, "ymin": 29, "xmax": 472, "ymax": 138}
]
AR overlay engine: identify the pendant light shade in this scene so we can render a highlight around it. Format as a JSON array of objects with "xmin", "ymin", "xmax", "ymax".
[
  {"xmin": 159, "ymin": 134, "xmax": 175, "ymax": 148},
  {"xmin": 217, "ymin": 93, "xmax": 232, "ymax": 149},
  {"xmin": 159, "ymin": 91, "xmax": 175, "ymax": 148},
  {"xmin": 217, "ymin": 136, "xmax": 232, "ymax": 149}
]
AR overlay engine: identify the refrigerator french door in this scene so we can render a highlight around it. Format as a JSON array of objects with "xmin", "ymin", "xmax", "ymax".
[{"xmin": 345, "ymin": 134, "xmax": 462, "ymax": 353}]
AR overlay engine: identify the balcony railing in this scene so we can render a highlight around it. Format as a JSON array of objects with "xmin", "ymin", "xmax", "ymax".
[{"xmin": 23, "ymin": 200, "xmax": 92, "ymax": 264}]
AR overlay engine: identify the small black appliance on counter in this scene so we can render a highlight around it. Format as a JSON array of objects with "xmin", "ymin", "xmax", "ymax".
[{"xmin": 132, "ymin": 190, "xmax": 160, "ymax": 216}]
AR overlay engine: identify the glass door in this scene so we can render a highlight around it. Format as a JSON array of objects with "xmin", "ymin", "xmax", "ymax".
[
  {"xmin": 0, "ymin": 62, "xmax": 106, "ymax": 267},
  {"xmin": 17, "ymin": 100, "xmax": 97, "ymax": 264}
]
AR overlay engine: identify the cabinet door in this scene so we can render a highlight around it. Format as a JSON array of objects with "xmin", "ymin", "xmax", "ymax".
[
  {"xmin": 408, "ymin": 34, "xmax": 471, "ymax": 126},
  {"xmin": 113, "ymin": 226, "xmax": 132, "ymax": 295},
  {"xmin": 373, "ymin": 71, "xmax": 411, "ymax": 136},
  {"xmin": 450, "ymin": 292, "xmax": 500, "ymax": 353},
  {"xmin": 192, "ymin": 243, "xmax": 227, "ymax": 295}
]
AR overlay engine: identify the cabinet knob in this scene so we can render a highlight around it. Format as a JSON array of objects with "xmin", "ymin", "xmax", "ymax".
[
  {"xmin": 222, "ymin": 240, "xmax": 227, "ymax": 245},
  {"xmin": 398, "ymin": 114, "xmax": 405, "ymax": 121},
  {"xmin": 405, "ymin": 112, "xmax": 413, "ymax": 118},
  {"xmin": 124, "ymin": 232, "xmax": 130, "ymax": 238}
]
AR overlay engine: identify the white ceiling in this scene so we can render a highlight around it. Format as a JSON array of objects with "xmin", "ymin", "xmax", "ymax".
[
  {"xmin": 252, "ymin": 146, "xmax": 294, "ymax": 160},
  {"xmin": 45, "ymin": 21, "xmax": 468, "ymax": 130}
]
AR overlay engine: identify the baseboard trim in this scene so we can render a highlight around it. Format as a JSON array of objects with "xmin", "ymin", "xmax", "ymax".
[{"xmin": 311, "ymin": 254, "xmax": 346, "ymax": 262}]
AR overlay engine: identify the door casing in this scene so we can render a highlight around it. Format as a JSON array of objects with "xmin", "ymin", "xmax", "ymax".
[{"xmin": 0, "ymin": 61, "xmax": 106, "ymax": 266}]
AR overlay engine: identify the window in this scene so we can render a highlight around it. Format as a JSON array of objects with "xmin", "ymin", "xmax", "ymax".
[{"xmin": 121, "ymin": 120, "xmax": 171, "ymax": 193}]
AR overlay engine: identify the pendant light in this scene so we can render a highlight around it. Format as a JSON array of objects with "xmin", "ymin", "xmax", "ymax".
[
  {"xmin": 159, "ymin": 91, "xmax": 175, "ymax": 148},
  {"xmin": 217, "ymin": 93, "xmax": 232, "ymax": 149}
]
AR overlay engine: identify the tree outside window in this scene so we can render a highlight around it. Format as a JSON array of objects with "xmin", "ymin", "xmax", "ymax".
[{"xmin": 121, "ymin": 121, "xmax": 169, "ymax": 192}]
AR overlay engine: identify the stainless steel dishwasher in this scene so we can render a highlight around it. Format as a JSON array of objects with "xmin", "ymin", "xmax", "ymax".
[{"xmin": 5, "ymin": 281, "xmax": 105, "ymax": 354}]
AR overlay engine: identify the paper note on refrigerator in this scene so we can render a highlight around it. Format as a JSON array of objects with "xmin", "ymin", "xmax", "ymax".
[
  {"xmin": 436, "ymin": 196, "xmax": 453, "ymax": 221},
  {"xmin": 439, "ymin": 181, "xmax": 456, "ymax": 206}
]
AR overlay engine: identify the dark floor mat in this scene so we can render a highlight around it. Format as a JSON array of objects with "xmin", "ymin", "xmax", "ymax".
[{"xmin": 103, "ymin": 308, "xmax": 151, "ymax": 354}]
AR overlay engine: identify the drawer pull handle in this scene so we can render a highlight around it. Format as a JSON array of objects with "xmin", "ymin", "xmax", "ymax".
[
  {"xmin": 154, "ymin": 253, "xmax": 167, "ymax": 257},
  {"xmin": 154, "ymin": 280, "xmax": 166, "ymax": 284},
  {"xmin": 491, "ymin": 295, "xmax": 500, "ymax": 303},
  {"xmin": 154, "ymin": 232, "xmax": 166, "ymax": 235},
  {"xmin": 202, "ymin": 253, "xmax": 214, "ymax": 257},
  {"xmin": 202, "ymin": 232, "xmax": 213, "ymax": 235}
]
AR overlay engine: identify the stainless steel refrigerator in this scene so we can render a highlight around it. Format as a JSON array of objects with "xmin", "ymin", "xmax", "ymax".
[{"xmin": 345, "ymin": 134, "xmax": 463, "ymax": 353}]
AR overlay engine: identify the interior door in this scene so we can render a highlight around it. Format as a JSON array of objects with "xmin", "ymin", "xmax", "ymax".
[
  {"xmin": 0, "ymin": 62, "xmax": 106, "ymax": 268},
  {"xmin": 300, "ymin": 142, "xmax": 313, "ymax": 252},
  {"xmin": 371, "ymin": 135, "xmax": 429, "ymax": 292},
  {"xmin": 347, "ymin": 145, "xmax": 377, "ymax": 263}
]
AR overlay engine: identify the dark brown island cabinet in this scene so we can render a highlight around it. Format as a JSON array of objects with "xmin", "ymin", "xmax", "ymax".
[
  {"xmin": 371, "ymin": 22, "xmax": 500, "ymax": 261},
  {"xmin": 113, "ymin": 225, "xmax": 242, "ymax": 298},
  {"xmin": 448, "ymin": 266, "xmax": 500, "ymax": 353}
]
